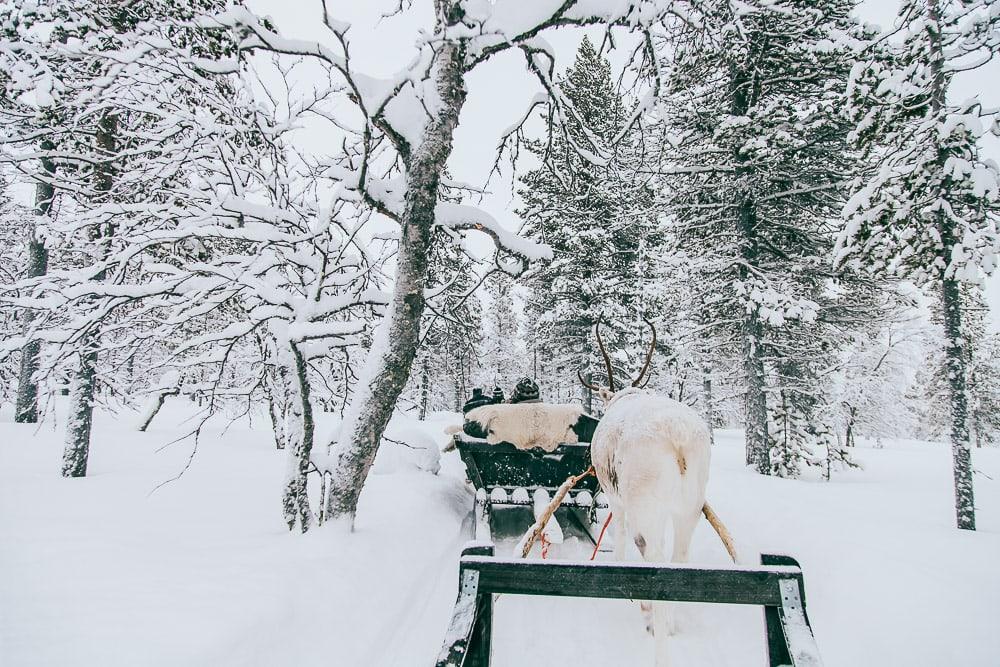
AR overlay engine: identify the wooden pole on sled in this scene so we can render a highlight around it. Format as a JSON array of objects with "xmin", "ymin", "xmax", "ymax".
[{"xmin": 517, "ymin": 466, "xmax": 595, "ymax": 558}]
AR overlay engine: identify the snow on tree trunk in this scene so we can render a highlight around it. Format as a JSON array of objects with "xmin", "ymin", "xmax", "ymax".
[
  {"xmin": 267, "ymin": 364, "xmax": 290, "ymax": 450},
  {"xmin": 281, "ymin": 343, "xmax": 314, "ymax": 532},
  {"xmin": 929, "ymin": 0, "xmax": 975, "ymax": 531},
  {"xmin": 325, "ymin": 37, "xmax": 468, "ymax": 525},
  {"xmin": 941, "ymin": 277, "xmax": 976, "ymax": 529},
  {"xmin": 702, "ymin": 367, "xmax": 716, "ymax": 446},
  {"xmin": 266, "ymin": 386, "xmax": 287, "ymax": 450},
  {"xmin": 419, "ymin": 359, "xmax": 429, "ymax": 421},
  {"xmin": 62, "ymin": 113, "xmax": 116, "ymax": 477},
  {"xmin": 14, "ymin": 141, "xmax": 55, "ymax": 424},
  {"xmin": 136, "ymin": 388, "xmax": 179, "ymax": 432},
  {"xmin": 62, "ymin": 341, "xmax": 97, "ymax": 477},
  {"xmin": 732, "ymin": 58, "xmax": 769, "ymax": 474},
  {"xmin": 741, "ymin": 228, "xmax": 771, "ymax": 475},
  {"xmin": 743, "ymin": 322, "xmax": 769, "ymax": 473}
]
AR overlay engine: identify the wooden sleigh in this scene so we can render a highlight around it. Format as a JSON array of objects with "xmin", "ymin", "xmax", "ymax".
[
  {"xmin": 454, "ymin": 432, "xmax": 608, "ymax": 546},
  {"xmin": 435, "ymin": 430, "xmax": 824, "ymax": 666}
]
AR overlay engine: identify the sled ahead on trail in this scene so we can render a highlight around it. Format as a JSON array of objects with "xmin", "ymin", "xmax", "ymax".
[
  {"xmin": 454, "ymin": 434, "xmax": 608, "ymax": 547},
  {"xmin": 435, "ymin": 429, "xmax": 825, "ymax": 667}
]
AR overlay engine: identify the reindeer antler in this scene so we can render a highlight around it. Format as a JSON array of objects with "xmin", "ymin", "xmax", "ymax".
[
  {"xmin": 631, "ymin": 317, "xmax": 656, "ymax": 387},
  {"xmin": 578, "ymin": 317, "xmax": 653, "ymax": 393},
  {"xmin": 576, "ymin": 319, "xmax": 617, "ymax": 392},
  {"xmin": 595, "ymin": 318, "xmax": 616, "ymax": 392}
]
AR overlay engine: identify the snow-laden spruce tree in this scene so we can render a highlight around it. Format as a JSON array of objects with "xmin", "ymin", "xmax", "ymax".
[
  {"xmin": 519, "ymin": 36, "xmax": 664, "ymax": 410},
  {"xmin": 657, "ymin": 0, "xmax": 867, "ymax": 475},
  {"xmin": 835, "ymin": 0, "xmax": 999, "ymax": 529},
  {"xmin": 201, "ymin": 1, "xmax": 700, "ymax": 526}
]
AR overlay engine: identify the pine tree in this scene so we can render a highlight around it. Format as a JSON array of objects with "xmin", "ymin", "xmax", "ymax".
[
  {"xmin": 478, "ymin": 272, "xmax": 523, "ymax": 396},
  {"xmin": 519, "ymin": 36, "xmax": 663, "ymax": 409},
  {"xmin": 659, "ymin": 0, "xmax": 866, "ymax": 476},
  {"xmin": 410, "ymin": 232, "xmax": 482, "ymax": 414},
  {"xmin": 836, "ymin": 0, "xmax": 999, "ymax": 529}
]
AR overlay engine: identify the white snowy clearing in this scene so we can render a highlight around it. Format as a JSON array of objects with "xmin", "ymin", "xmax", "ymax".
[{"xmin": 1, "ymin": 399, "xmax": 997, "ymax": 666}]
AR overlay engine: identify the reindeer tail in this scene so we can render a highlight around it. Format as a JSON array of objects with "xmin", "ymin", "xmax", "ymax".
[{"xmin": 702, "ymin": 501, "xmax": 738, "ymax": 563}]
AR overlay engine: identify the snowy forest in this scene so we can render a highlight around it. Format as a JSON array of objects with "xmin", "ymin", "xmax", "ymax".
[{"xmin": 1, "ymin": 1, "xmax": 998, "ymax": 666}]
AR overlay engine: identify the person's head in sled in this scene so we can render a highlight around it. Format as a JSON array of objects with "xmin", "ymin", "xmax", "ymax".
[{"xmin": 509, "ymin": 377, "xmax": 540, "ymax": 404}]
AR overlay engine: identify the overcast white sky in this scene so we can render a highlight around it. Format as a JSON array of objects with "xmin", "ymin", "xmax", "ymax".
[{"xmin": 247, "ymin": 0, "xmax": 1000, "ymax": 329}]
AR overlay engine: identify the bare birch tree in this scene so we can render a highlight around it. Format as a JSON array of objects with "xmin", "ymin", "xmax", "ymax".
[{"xmin": 205, "ymin": 0, "xmax": 696, "ymax": 526}]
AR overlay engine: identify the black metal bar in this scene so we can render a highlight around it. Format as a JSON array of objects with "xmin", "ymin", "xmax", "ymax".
[
  {"xmin": 764, "ymin": 600, "xmax": 791, "ymax": 667},
  {"xmin": 762, "ymin": 554, "xmax": 800, "ymax": 667},
  {"xmin": 776, "ymin": 578, "xmax": 823, "ymax": 666},
  {"xmin": 434, "ymin": 568, "xmax": 480, "ymax": 667},
  {"xmin": 468, "ymin": 589, "xmax": 492, "ymax": 667},
  {"xmin": 462, "ymin": 556, "xmax": 800, "ymax": 606},
  {"xmin": 762, "ymin": 554, "xmax": 811, "ymax": 626}
]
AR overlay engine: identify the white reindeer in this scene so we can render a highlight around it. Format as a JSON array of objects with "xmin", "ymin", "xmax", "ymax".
[{"xmin": 579, "ymin": 319, "xmax": 736, "ymax": 665}]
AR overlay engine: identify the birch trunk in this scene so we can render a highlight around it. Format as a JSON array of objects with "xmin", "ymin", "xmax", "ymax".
[
  {"xmin": 325, "ymin": 29, "xmax": 468, "ymax": 524},
  {"xmin": 15, "ymin": 141, "xmax": 55, "ymax": 424},
  {"xmin": 62, "ymin": 341, "xmax": 98, "ymax": 477},
  {"xmin": 62, "ymin": 113, "xmax": 116, "ymax": 478},
  {"xmin": 281, "ymin": 343, "xmax": 314, "ymax": 532},
  {"xmin": 267, "ymin": 364, "xmax": 289, "ymax": 450},
  {"xmin": 419, "ymin": 359, "xmax": 429, "ymax": 420}
]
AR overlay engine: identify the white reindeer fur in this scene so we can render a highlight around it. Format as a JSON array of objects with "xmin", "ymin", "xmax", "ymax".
[
  {"xmin": 464, "ymin": 403, "xmax": 584, "ymax": 452},
  {"xmin": 590, "ymin": 387, "xmax": 712, "ymax": 666}
]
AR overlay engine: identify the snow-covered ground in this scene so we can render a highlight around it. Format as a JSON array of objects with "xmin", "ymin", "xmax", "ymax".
[{"xmin": 1, "ymin": 399, "xmax": 998, "ymax": 666}]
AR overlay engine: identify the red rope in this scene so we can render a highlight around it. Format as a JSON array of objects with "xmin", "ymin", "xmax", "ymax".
[
  {"xmin": 590, "ymin": 512, "xmax": 614, "ymax": 561},
  {"xmin": 540, "ymin": 533, "xmax": 550, "ymax": 559}
]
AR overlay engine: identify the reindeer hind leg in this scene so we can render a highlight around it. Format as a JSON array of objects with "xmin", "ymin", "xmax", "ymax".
[
  {"xmin": 670, "ymin": 508, "xmax": 700, "ymax": 564},
  {"xmin": 628, "ymin": 501, "xmax": 674, "ymax": 660}
]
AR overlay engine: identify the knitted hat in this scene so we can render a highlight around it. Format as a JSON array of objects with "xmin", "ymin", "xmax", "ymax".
[
  {"xmin": 510, "ymin": 377, "xmax": 540, "ymax": 404},
  {"xmin": 491, "ymin": 387, "xmax": 505, "ymax": 404},
  {"xmin": 462, "ymin": 388, "xmax": 492, "ymax": 414}
]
